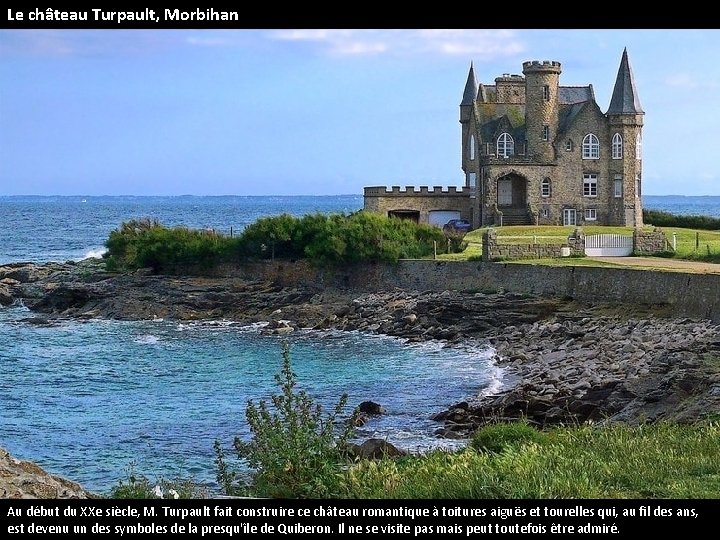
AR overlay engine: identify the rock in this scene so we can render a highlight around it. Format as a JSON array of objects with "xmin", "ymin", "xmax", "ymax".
[
  {"xmin": 0, "ymin": 284, "xmax": 13, "ymax": 306},
  {"xmin": 0, "ymin": 447, "xmax": 96, "ymax": 499},
  {"xmin": 357, "ymin": 401, "xmax": 385, "ymax": 415},
  {"xmin": 348, "ymin": 438, "xmax": 407, "ymax": 459}
]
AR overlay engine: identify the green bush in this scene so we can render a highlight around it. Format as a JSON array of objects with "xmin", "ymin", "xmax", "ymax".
[
  {"xmin": 471, "ymin": 421, "xmax": 547, "ymax": 454},
  {"xmin": 105, "ymin": 211, "xmax": 446, "ymax": 272},
  {"xmin": 104, "ymin": 219, "xmax": 237, "ymax": 273},
  {"xmin": 643, "ymin": 209, "xmax": 720, "ymax": 231},
  {"xmin": 109, "ymin": 462, "xmax": 208, "ymax": 499},
  {"xmin": 228, "ymin": 343, "xmax": 357, "ymax": 498}
]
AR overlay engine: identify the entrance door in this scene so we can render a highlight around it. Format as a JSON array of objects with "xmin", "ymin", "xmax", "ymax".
[
  {"xmin": 563, "ymin": 209, "xmax": 576, "ymax": 226},
  {"xmin": 497, "ymin": 179, "xmax": 513, "ymax": 206}
]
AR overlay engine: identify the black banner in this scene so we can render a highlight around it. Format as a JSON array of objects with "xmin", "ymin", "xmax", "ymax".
[{"xmin": 1, "ymin": 499, "xmax": 716, "ymax": 537}]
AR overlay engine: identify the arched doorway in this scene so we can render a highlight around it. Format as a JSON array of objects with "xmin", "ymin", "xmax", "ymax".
[{"xmin": 496, "ymin": 173, "xmax": 527, "ymax": 208}]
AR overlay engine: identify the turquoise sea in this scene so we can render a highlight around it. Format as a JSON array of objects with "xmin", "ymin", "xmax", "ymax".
[{"xmin": 0, "ymin": 194, "xmax": 718, "ymax": 494}]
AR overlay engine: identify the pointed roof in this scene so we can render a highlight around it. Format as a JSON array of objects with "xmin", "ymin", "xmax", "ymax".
[
  {"xmin": 607, "ymin": 48, "xmax": 644, "ymax": 115},
  {"xmin": 461, "ymin": 62, "xmax": 478, "ymax": 106}
]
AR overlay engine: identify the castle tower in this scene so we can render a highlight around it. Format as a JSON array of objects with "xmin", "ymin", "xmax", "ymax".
[
  {"xmin": 522, "ymin": 60, "xmax": 562, "ymax": 162},
  {"xmin": 606, "ymin": 48, "xmax": 644, "ymax": 227}
]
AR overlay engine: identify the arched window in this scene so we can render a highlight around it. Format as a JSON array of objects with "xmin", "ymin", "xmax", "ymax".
[
  {"xmin": 636, "ymin": 133, "xmax": 642, "ymax": 160},
  {"xmin": 469, "ymin": 134, "xmax": 476, "ymax": 161},
  {"xmin": 497, "ymin": 132, "xmax": 514, "ymax": 158},
  {"xmin": 565, "ymin": 139, "xmax": 573, "ymax": 152},
  {"xmin": 612, "ymin": 133, "xmax": 623, "ymax": 159},
  {"xmin": 582, "ymin": 134, "xmax": 599, "ymax": 159},
  {"xmin": 541, "ymin": 178, "xmax": 551, "ymax": 198}
]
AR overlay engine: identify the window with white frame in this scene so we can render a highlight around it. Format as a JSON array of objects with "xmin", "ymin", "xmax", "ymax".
[
  {"xmin": 467, "ymin": 172, "xmax": 477, "ymax": 188},
  {"xmin": 635, "ymin": 173, "xmax": 642, "ymax": 197},
  {"xmin": 469, "ymin": 134, "xmax": 476, "ymax": 161},
  {"xmin": 612, "ymin": 133, "xmax": 623, "ymax": 159},
  {"xmin": 585, "ymin": 208, "xmax": 597, "ymax": 221},
  {"xmin": 614, "ymin": 175, "xmax": 623, "ymax": 198},
  {"xmin": 497, "ymin": 132, "xmax": 514, "ymax": 158},
  {"xmin": 565, "ymin": 139, "xmax": 573, "ymax": 152},
  {"xmin": 582, "ymin": 133, "xmax": 599, "ymax": 159},
  {"xmin": 542, "ymin": 125, "xmax": 549, "ymax": 141},
  {"xmin": 636, "ymin": 133, "xmax": 642, "ymax": 160},
  {"xmin": 541, "ymin": 177, "xmax": 551, "ymax": 197},
  {"xmin": 583, "ymin": 174, "xmax": 598, "ymax": 197}
]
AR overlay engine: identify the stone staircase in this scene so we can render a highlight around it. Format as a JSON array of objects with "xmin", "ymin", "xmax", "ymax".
[{"xmin": 499, "ymin": 207, "xmax": 532, "ymax": 226}]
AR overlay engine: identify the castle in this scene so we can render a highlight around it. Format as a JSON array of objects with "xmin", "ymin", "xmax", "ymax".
[{"xmin": 364, "ymin": 49, "xmax": 644, "ymax": 228}]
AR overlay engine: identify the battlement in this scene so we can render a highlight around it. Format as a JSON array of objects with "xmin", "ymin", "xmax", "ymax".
[
  {"xmin": 363, "ymin": 186, "xmax": 471, "ymax": 196},
  {"xmin": 495, "ymin": 73, "xmax": 524, "ymax": 84},
  {"xmin": 522, "ymin": 60, "xmax": 562, "ymax": 74}
]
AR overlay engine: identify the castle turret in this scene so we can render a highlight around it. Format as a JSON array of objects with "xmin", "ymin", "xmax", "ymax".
[
  {"xmin": 606, "ymin": 48, "xmax": 645, "ymax": 227},
  {"xmin": 460, "ymin": 62, "xmax": 477, "ymax": 121},
  {"xmin": 460, "ymin": 62, "xmax": 478, "ymax": 171},
  {"xmin": 523, "ymin": 60, "xmax": 562, "ymax": 162}
]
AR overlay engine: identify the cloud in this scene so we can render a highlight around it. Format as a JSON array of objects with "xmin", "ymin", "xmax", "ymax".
[
  {"xmin": 0, "ymin": 29, "xmax": 177, "ymax": 57},
  {"xmin": 266, "ymin": 29, "xmax": 525, "ymax": 58}
]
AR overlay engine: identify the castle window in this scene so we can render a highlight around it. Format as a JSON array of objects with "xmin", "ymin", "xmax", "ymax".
[
  {"xmin": 612, "ymin": 133, "xmax": 623, "ymax": 159},
  {"xmin": 614, "ymin": 175, "xmax": 623, "ymax": 198},
  {"xmin": 542, "ymin": 125, "xmax": 550, "ymax": 141},
  {"xmin": 469, "ymin": 134, "xmax": 476, "ymax": 161},
  {"xmin": 583, "ymin": 174, "xmax": 598, "ymax": 197},
  {"xmin": 582, "ymin": 134, "xmax": 599, "ymax": 159},
  {"xmin": 541, "ymin": 178, "xmax": 551, "ymax": 198},
  {"xmin": 543, "ymin": 85, "xmax": 550, "ymax": 101},
  {"xmin": 565, "ymin": 140, "xmax": 573, "ymax": 152},
  {"xmin": 542, "ymin": 208, "xmax": 549, "ymax": 218},
  {"xmin": 636, "ymin": 173, "xmax": 642, "ymax": 197},
  {"xmin": 585, "ymin": 208, "xmax": 597, "ymax": 221},
  {"xmin": 497, "ymin": 132, "xmax": 514, "ymax": 158},
  {"xmin": 636, "ymin": 133, "xmax": 642, "ymax": 160},
  {"xmin": 467, "ymin": 172, "xmax": 477, "ymax": 188}
]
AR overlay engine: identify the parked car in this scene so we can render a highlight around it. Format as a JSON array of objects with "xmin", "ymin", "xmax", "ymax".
[{"xmin": 443, "ymin": 219, "xmax": 471, "ymax": 234}]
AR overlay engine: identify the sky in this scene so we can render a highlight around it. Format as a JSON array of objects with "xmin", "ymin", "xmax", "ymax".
[{"xmin": 1, "ymin": 28, "xmax": 719, "ymax": 196}]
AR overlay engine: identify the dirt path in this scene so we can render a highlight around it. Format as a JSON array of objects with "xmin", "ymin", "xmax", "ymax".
[{"xmin": 593, "ymin": 256, "xmax": 720, "ymax": 274}]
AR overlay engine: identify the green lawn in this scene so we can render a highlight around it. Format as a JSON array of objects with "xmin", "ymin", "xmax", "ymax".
[{"xmin": 435, "ymin": 225, "xmax": 720, "ymax": 264}]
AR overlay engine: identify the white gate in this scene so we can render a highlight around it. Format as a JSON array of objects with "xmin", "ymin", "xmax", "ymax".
[{"xmin": 585, "ymin": 234, "xmax": 633, "ymax": 256}]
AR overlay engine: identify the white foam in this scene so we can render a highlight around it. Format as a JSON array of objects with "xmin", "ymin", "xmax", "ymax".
[
  {"xmin": 79, "ymin": 248, "xmax": 108, "ymax": 260},
  {"xmin": 134, "ymin": 334, "xmax": 160, "ymax": 345}
]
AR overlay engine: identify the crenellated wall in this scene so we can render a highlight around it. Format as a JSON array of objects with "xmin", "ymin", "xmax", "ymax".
[{"xmin": 363, "ymin": 186, "xmax": 475, "ymax": 225}]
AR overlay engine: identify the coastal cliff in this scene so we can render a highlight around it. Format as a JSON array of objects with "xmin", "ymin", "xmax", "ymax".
[{"xmin": 1, "ymin": 258, "xmax": 719, "ymax": 497}]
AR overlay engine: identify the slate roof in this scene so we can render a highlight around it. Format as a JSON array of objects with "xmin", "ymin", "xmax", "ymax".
[
  {"xmin": 461, "ymin": 63, "xmax": 478, "ymax": 106},
  {"xmin": 607, "ymin": 48, "xmax": 644, "ymax": 114}
]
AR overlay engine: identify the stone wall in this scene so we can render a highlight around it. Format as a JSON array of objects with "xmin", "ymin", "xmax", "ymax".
[
  {"xmin": 213, "ymin": 260, "xmax": 720, "ymax": 322},
  {"xmin": 481, "ymin": 228, "xmax": 584, "ymax": 261},
  {"xmin": 363, "ymin": 186, "xmax": 475, "ymax": 225},
  {"xmin": 634, "ymin": 227, "xmax": 669, "ymax": 254}
]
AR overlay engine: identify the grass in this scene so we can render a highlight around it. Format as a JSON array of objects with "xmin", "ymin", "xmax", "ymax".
[
  {"xmin": 337, "ymin": 421, "xmax": 720, "ymax": 499},
  {"xmin": 656, "ymin": 227, "xmax": 720, "ymax": 259},
  {"xmin": 434, "ymin": 225, "xmax": 720, "ymax": 265}
]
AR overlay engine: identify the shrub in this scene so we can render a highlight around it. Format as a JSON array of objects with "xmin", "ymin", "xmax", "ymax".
[
  {"xmin": 643, "ymin": 209, "xmax": 720, "ymax": 231},
  {"xmin": 109, "ymin": 462, "xmax": 208, "ymax": 499},
  {"xmin": 229, "ymin": 342, "xmax": 358, "ymax": 498}
]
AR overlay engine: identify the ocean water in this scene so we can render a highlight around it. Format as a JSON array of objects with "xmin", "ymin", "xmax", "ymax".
[{"xmin": 0, "ymin": 193, "xmax": 717, "ymax": 495}]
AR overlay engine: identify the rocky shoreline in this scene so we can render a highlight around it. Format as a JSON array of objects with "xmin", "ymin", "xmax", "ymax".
[{"xmin": 2, "ymin": 258, "xmax": 719, "ymax": 497}]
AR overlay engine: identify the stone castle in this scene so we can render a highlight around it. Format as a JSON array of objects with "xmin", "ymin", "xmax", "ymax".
[{"xmin": 364, "ymin": 48, "xmax": 644, "ymax": 228}]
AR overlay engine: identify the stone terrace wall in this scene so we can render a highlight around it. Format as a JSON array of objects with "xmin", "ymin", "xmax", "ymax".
[
  {"xmin": 634, "ymin": 227, "xmax": 670, "ymax": 255},
  {"xmin": 214, "ymin": 260, "xmax": 720, "ymax": 322},
  {"xmin": 482, "ymin": 228, "xmax": 585, "ymax": 261}
]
